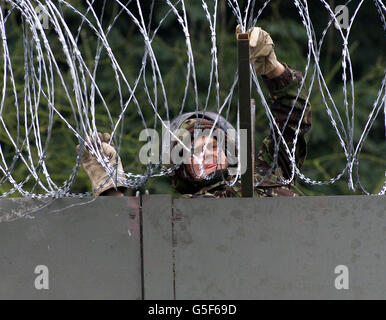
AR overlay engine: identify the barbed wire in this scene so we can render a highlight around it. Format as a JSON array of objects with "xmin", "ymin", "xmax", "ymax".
[{"xmin": 0, "ymin": 0, "xmax": 384, "ymax": 199}]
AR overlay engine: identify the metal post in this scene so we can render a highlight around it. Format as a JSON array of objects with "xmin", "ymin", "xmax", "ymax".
[
  {"xmin": 251, "ymin": 98, "xmax": 256, "ymax": 179},
  {"xmin": 237, "ymin": 33, "xmax": 254, "ymax": 197}
]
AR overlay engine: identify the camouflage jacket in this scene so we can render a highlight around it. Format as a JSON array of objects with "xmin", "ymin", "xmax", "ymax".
[{"xmin": 183, "ymin": 65, "xmax": 312, "ymax": 198}]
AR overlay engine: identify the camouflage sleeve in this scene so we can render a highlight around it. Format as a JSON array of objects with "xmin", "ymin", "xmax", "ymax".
[{"xmin": 256, "ymin": 64, "xmax": 312, "ymax": 182}]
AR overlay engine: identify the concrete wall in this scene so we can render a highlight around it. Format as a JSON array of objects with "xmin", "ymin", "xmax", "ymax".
[
  {"xmin": 0, "ymin": 195, "xmax": 385, "ymax": 299},
  {"xmin": 0, "ymin": 197, "xmax": 142, "ymax": 299}
]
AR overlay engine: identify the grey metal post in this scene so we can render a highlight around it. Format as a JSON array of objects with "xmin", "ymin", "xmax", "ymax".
[{"xmin": 237, "ymin": 33, "xmax": 254, "ymax": 197}]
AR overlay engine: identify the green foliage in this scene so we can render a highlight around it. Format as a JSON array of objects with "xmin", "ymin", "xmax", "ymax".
[{"xmin": 0, "ymin": 0, "xmax": 384, "ymax": 196}]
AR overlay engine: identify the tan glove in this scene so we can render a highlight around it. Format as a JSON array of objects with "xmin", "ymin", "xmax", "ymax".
[
  {"xmin": 236, "ymin": 25, "xmax": 278, "ymax": 75},
  {"xmin": 77, "ymin": 132, "xmax": 126, "ymax": 196}
]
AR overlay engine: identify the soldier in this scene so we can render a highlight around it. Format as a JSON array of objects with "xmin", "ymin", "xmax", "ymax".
[{"xmin": 78, "ymin": 26, "xmax": 312, "ymax": 198}]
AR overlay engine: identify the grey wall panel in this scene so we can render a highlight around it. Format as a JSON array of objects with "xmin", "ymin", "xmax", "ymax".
[
  {"xmin": 173, "ymin": 196, "xmax": 386, "ymax": 299},
  {"xmin": 0, "ymin": 197, "xmax": 141, "ymax": 300},
  {"xmin": 1, "ymin": 195, "xmax": 385, "ymax": 300},
  {"xmin": 142, "ymin": 195, "xmax": 174, "ymax": 299}
]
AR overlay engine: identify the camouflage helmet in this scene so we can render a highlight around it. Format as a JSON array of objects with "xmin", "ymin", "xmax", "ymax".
[
  {"xmin": 162, "ymin": 111, "xmax": 238, "ymax": 194},
  {"xmin": 168, "ymin": 111, "xmax": 236, "ymax": 135}
]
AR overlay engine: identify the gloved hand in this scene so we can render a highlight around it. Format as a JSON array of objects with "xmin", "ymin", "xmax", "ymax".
[
  {"xmin": 77, "ymin": 132, "xmax": 126, "ymax": 196},
  {"xmin": 236, "ymin": 25, "xmax": 278, "ymax": 76}
]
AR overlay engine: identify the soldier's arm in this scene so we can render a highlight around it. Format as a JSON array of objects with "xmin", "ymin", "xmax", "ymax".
[
  {"xmin": 239, "ymin": 26, "xmax": 312, "ymax": 183},
  {"xmin": 77, "ymin": 132, "xmax": 129, "ymax": 196},
  {"xmin": 257, "ymin": 62, "xmax": 312, "ymax": 181}
]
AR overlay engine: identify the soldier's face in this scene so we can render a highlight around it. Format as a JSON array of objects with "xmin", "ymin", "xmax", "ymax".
[{"xmin": 185, "ymin": 135, "xmax": 228, "ymax": 180}]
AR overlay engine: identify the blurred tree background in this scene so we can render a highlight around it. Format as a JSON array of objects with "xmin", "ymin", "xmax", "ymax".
[{"xmin": 0, "ymin": 0, "xmax": 384, "ymax": 197}]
